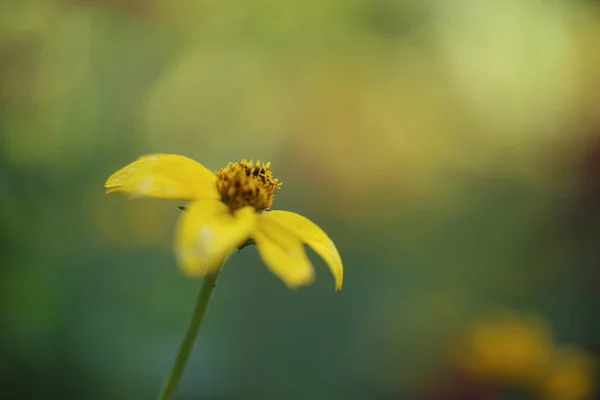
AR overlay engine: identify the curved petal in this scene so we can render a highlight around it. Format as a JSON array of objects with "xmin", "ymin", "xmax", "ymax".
[
  {"xmin": 262, "ymin": 210, "xmax": 343, "ymax": 290},
  {"xmin": 175, "ymin": 199, "xmax": 257, "ymax": 276},
  {"xmin": 253, "ymin": 217, "xmax": 315, "ymax": 289},
  {"xmin": 105, "ymin": 154, "xmax": 218, "ymax": 200}
]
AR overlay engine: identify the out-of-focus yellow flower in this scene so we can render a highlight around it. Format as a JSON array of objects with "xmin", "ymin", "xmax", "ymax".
[
  {"xmin": 453, "ymin": 311, "xmax": 597, "ymax": 400},
  {"xmin": 453, "ymin": 311, "xmax": 554, "ymax": 386},
  {"xmin": 538, "ymin": 346, "xmax": 597, "ymax": 400},
  {"xmin": 105, "ymin": 154, "xmax": 343, "ymax": 290}
]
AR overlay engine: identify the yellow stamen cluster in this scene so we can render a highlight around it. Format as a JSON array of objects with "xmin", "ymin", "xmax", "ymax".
[{"xmin": 215, "ymin": 160, "xmax": 282, "ymax": 212}]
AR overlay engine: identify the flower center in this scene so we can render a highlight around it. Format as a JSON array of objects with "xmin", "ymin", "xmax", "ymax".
[{"xmin": 215, "ymin": 160, "xmax": 282, "ymax": 212}]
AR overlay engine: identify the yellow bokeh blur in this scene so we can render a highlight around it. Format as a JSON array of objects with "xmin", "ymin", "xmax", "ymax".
[{"xmin": 452, "ymin": 310, "xmax": 596, "ymax": 400}]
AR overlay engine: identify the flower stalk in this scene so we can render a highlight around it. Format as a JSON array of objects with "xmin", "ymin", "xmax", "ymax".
[{"xmin": 157, "ymin": 269, "xmax": 221, "ymax": 400}]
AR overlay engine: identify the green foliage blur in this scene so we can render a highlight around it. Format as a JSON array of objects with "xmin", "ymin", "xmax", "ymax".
[{"xmin": 1, "ymin": 1, "xmax": 600, "ymax": 399}]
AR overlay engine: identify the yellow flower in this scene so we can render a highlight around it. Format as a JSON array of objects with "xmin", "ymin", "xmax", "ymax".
[
  {"xmin": 453, "ymin": 311, "xmax": 554, "ymax": 386},
  {"xmin": 538, "ymin": 346, "xmax": 597, "ymax": 400},
  {"xmin": 105, "ymin": 154, "xmax": 343, "ymax": 290},
  {"xmin": 451, "ymin": 310, "xmax": 598, "ymax": 400}
]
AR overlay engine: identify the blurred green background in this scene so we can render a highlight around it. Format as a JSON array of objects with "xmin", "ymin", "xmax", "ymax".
[{"xmin": 2, "ymin": 1, "xmax": 600, "ymax": 399}]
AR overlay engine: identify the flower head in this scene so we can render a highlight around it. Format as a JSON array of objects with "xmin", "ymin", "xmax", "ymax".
[
  {"xmin": 105, "ymin": 154, "xmax": 343, "ymax": 290},
  {"xmin": 453, "ymin": 311, "xmax": 554, "ymax": 386},
  {"xmin": 538, "ymin": 346, "xmax": 597, "ymax": 400},
  {"xmin": 452, "ymin": 310, "xmax": 597, "ymax": 400}
]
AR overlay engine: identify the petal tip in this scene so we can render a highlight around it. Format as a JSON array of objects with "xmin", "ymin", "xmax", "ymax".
[
  {"xmin": 283, "ymin": 274, "xmax": 315, "ymax": 291},
  {"xmin": 334, "ymin": 272, "xmax": 343, "ymax": 291},
  {"xmin": 104, "ymin": 185, "xmax": 120, "ymax": 195}
]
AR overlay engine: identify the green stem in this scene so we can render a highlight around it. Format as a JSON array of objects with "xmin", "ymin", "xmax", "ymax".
[{"xmin": 157, "ymin": 269, "xmax": 222, "ymax": 400}]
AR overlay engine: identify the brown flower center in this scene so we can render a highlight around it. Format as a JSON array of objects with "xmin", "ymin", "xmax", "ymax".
[{"xmin": 215, "ymin": 160, "xmax": 282, "ymax": 212}]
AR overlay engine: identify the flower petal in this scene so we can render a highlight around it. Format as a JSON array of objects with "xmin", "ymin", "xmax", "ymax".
[
  {"xmin": 262, "ymin": 210, "xmax": 343, "ymax": 290},
  {"xmin": 253, "ymin": 217, "xmax": 315, "ymax": 289},
  {"xmin": 175, "ymin": 199, "xmax": 257, "ymax": 276},
  {"xmin": 105, "ymin": 154, "xmax": 218, "ymax": 200}
]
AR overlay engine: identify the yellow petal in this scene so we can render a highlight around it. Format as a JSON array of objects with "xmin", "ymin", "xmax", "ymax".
[
  {"xmin": 262, "ymin": 210, "xmax": 343, "ymax": 290},
  {"xmin": 105, "ymin": 154, "xmax": 218, "ymax": 200},
  {"xmin": 175, "ymin": 199, "xmax": 257, "ymax": 276},
  {"xmin": 253, "ymin": 216, "xmax": 315, "ymax": 289}
]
